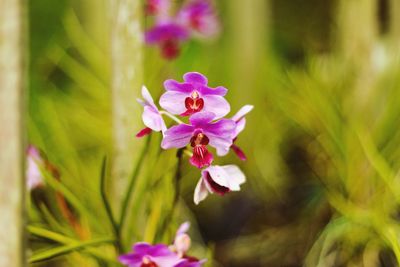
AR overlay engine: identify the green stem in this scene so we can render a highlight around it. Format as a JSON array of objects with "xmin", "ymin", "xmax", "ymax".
[
  {"xmin": 119, "ymin": 135, "xmax": 151, "ymax": 238},
  {"xmin": 159, "ymin": 110, "xmax": 184, "ymax": 124},
  {"xmin": 99, "ymin": 158, "xmax": 121, "ymax": 252},
  {"xmin": 159, "ymin": 148, "xmax": 184, "ymax": 235}
]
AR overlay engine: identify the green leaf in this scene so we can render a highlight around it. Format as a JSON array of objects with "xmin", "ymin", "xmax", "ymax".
[{"xmin": 29, "ymin": 238, "xmax": 114, "ymax": 263}]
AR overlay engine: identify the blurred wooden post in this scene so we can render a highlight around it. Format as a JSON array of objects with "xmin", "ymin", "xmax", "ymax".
[
  {"xmin": 0, "ymin": 0, "xmax": 25, "ymax": 266},
  {"xmin": 335, "ymin": 0, "xmax": 378, "ymax": 103},
  {"xmin": 109, "ymin": 0, "xmax": 143, "ymax": 206},
  {"xmin": 389, "ymin": 0, "xmax": 400, "ymax": 46},
  {"xmin": 229, "ymin": 0, "xmax": 270, "ymax": 103},
  {"xmin": 336, "ymin": 0, "xmax": 378, "ymax": 61}
]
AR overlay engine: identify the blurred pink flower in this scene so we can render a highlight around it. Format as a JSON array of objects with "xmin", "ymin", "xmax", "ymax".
[
  {"xmin": 26, "ymin": 145, "xmax": 44, "ymax": 190},
  {"xmin": 177, "ymin": 0, "xmax": 220, "ymax": 38},
  {"xmin": 145, "ymin": 22, "xmax": 190, "ymax": 60},
  {"xmin": 145, "ymin": 0, "xmax": 171, "ymax": 17}
]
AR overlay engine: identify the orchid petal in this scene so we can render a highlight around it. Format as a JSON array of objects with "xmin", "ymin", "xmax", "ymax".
[
  {"xmin": 141, "ymin": 85, "xmax": 155, "ymax": 106},
  {"xmin": 194, "ymin": 177, "xmax": 209, "ymax": 204},
  {"xmin": 189, "ymin": 111, "xmax": 215, "ymax": 126},
  {"xmin": 183, "ymin": 72, "xmax": 208, "ymax": 85},
  {"xmin": 176, "ymin": 221, "xmax": 191, "ymax": 235},
  {"xmin": 198, "ymin": 85, "xmax": 227, "ymax": 96},
  {"xmin": 231, "ymin": 105, "xmax": 254, "ymax": 122},
  {"xmin": 221, "ymin": 165, "xmax": 246, "ymax": 191},
  {"xmin": 142, "ymin": 106, "xmax": 165, "ymax": 132},
  {"xmin": 161, "ymin": 124, "xmax": 193, "ymax": 149},
  {"xmin": 159, "ymin": 91, "xmax": 187, "ymax": 114},
  {"xmin": 164, "ymin": 79, "xmax": 194, "ymax": 93},
  {"xmin": 202, "ymin": 95, "xmax": 230, "ymax": 119},
  {"xmin": 203, "ymin": 119, "xmax": 236, "ymax": 155}
]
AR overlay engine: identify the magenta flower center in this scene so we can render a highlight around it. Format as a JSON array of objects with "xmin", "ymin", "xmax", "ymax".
[
  {"xmin": 190, "ymin": 15, "xmax": 203, "ymax": 31},
  {"xmin": 141, "ymin": 256, "xmax": 158, "ymax": 267},
  {"xmin": 182, "ymin": 91, "xmax": 204, "ymax": 116},
  {"xmin": 145, "ymin": 1, "xmax": 158, "ymax": 15},
  {"xmin": 161, "ymin": 39, "xmax": 180, "ymax": 59},
  {"xmin": 189, "ymin": 132, "xmax": 213, "ymax": 168},
  {"xmin": 190, "ymin": 132, "xmax": 209, "ymax": 146}
]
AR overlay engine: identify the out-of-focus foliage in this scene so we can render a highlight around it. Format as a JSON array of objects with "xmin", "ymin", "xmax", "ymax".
[{"xmin": 27, "ymin": 0, "xmax": 400, "ymax": 267}]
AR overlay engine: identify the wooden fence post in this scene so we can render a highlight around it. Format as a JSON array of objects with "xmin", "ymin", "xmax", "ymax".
[
  {"xmin": 109, "ymin": 0, "xmax": 143, "ymax": 207},
  {"xmin": 228, "ymin": 0, "xmax": 270, "ymax": 103},
  {"xmin": 0, "ymin": 0, "xmax": 25, "ymax": 266},
  {"xmin": 335, "ymin": 0, "xmax": 379, "ymax": 104}
]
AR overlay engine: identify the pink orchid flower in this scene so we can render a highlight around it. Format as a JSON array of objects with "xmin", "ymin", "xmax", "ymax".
[
  {"xmin": 194, "ymin": 165, "xmax": 246, "ymax": 204},
  {"xmin": 161, "ymin": 112, "xmax": 235, "ymax": 168},
  {"xmin": 136, "ymin": 86, "xmax": 167, "ymax": 138},
  {"xmin": 160, "ymin": 72, "xmax": 230, "ymax": 119}
]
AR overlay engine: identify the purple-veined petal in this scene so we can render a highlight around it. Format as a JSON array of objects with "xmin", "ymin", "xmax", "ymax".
[
  {"xmin": 198, "ymin": 85, "xmax": 227, "ymax": 96},
  {"xmin": 161, "ymin": 124, "xmax": 193, "ymax": 149},
  {"xmin": 164, "ymin": 79, "xmax": 194, "ymax": 93},
  {"xmin": 118, "ymin": 253, "xmax": 142, "ymax": 266},
  {"xmin": 201, "ymin": 95, "xmax": 230, "ymax": 119},
  {"xmin": 189, "ymin": 111, "xmax": 215, "ymax": 126},
  {"xmin": 202, "ymin": 119, "xmax": 236, "ymax": 155},
  {"xmin": 159, "ymin": 91, "xmax": 188, "ymax": 114},
  {"xmin": 183, "ymin": 72, "xmax": 208, "ymax": 85},
  {"xmin": 231, "ymin": 105, "xmax": 254, "ymax": 122},
  {"xmin": 148, "ymin": 244, "xmax": 174, "ymax": 256},
  {"xmin": 194, "ymin": 177, "xmax": 209, "ymax": 205}
]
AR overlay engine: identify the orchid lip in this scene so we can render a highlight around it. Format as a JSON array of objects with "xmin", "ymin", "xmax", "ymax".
[{"xmin": 205, "ymin": 172, "xmax": 230, "ymax": 196}]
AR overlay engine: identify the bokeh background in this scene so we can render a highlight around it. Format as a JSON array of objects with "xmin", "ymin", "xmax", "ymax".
[{"xmin": 27, "ymin": 0, "xmax": 400, "ymax": 266}]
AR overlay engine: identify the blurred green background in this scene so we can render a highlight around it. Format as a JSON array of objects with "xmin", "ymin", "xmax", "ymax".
[{"xmin": 27, "ymin": 0, "xmax": 400, "ymax": 266}]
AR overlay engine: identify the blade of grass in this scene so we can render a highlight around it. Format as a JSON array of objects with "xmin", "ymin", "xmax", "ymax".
[
  {"xmin": 28, "ymin": 238, "xmax": 114, "ymax": 263},
  {"xmin": 119, "ymin": 135, "xmax": 151, "ymax": 234},
  {"xmin": 99, "ymin": 157, "xmax": 121, "ymax": 251}
]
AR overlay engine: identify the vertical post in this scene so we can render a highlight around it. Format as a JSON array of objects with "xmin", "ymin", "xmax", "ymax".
[
  {"xmin": 0, "ymin": 0, "xmax": 25, "ymax": 266},
  {"xmin": 228, "ymin": 0, "xmax": 270, "ymax": 103},
  {"xmin": 335, "ymin": 0, "xmax": 378, "ymax": 103},
  {"xmin": 109, "ymin": 0, "xmax": 143, "ymax": 207},
  {"xmin": 336, "ymin": 0, "xmax": 378, "ymax": 64},
  {"xmin": 389, "ymin": 0, "xmax": 400, "ymax": 46}
]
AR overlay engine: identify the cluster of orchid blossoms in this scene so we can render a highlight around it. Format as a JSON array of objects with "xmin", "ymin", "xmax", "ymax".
[
  {"xmin": 119, "ymin": 222, "xmax": 205, "ymax": 267},
  {"xmin": 145, "ymin": 0, "xmax": 220, "ymax": 59},
  {"xmin": 136, "ymin": 72, "xmax": 253, "ymax": 204}
]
